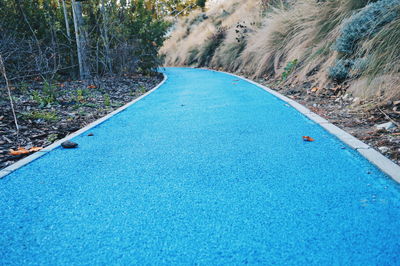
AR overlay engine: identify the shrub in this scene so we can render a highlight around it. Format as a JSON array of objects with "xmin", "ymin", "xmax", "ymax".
[
  {"xmin": 196, "ymin": 0, "xmax": 207, "ymax": 8},
  {"xmin": 282, "ymin": 59, "xmax": 298, "ymax": 81},
  {"xmin": 328, "ymin": 59, "xmax": 354, "ymax": 82},
  {"xmin": 359, "ymin": 11, "xmax": 400, "ymax": 78},
  {"xmin": 335, "ymin": 0, "xmax": 400, "ymax": 54}
]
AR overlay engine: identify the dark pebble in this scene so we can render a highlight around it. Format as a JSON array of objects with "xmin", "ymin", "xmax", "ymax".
[{"xmin": 61, "ymin": 140, "xmax": 78, "ymax": 149}]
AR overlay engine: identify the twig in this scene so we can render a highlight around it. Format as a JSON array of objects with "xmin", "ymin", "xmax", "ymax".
[
  {"xmin": 173, "ymin": 4, "xmax": 195, "ymax": 19},
  {"xmin": 377, "ymin": 107, "xmax": 400, "ymax": 128},
  {"xmin": 0, "ymin": 55, "xmax": 20, "ymax": 147}
]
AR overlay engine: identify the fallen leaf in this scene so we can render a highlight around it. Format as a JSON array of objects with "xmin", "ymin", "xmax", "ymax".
[
  {"xmin": 302, "ymin": 136, "xmax": 315, "ymax": 142},
  {"xmin": 311, "ymin": 87, "xmax": 319, "ymax": 93},
  {"xmin": 9, "ymin": 146, "xmax": 43, "ymax": 156},
  {"xmin": 87, "ymin": 84, "xmax": 97, "ymax": 89},
  {"xmin": 29, "ymin": 147, "xmax": 43, "ymax": 152},
  {"xmin": 9, "ymin": 147, "xmax": 30, "ymax": 156}
]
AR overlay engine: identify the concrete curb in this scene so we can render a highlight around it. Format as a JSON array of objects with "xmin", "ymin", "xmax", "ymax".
[
  {"xmin": 0, "ymin": 73, "xmax": 168, "ymax": 179},
  {"xmin": 211, "ymin": 69, "xmax": 400, "ymax": 184}
]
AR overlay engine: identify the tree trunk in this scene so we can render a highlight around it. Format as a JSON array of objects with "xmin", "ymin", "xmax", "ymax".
[
  {"xmin": 61, "ymin": 0, "xmax": 71, "ymax": 39},
  {"xmin": 72, "ymin": 0, "xmax": 90, "ymax": 79},
  {"xmin": 61, "ymin": 0, "xmax": 76, "ymax": 74},
  {"xmin": 101, "ymin": 0, "xmax": 112, "ymax": 73}
]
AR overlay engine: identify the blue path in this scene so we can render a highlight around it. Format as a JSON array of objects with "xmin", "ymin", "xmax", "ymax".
[{"xmin": 1, "ymin": 68, "xmax": 400, "ymax": 265}]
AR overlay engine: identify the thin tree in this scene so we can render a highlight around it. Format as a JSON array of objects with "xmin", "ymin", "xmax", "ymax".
[
  {"xmin": 72, "ymin": 0, "xmax": 91, "ymax": 79},
  {"xmin": 61, "ymin": 0, "xmax": 75, "ymax": 71},
  {"xmin": 101, "ymin": 0, "xmax": 112, "ymax": 73},
  {"xmin": 0, "ymin": 55, "xmax": 20, "ymax": 147}
]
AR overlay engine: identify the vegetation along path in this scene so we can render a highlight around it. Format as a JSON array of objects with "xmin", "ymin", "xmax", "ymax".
[{"xmin": 1, "ymin": 68, "xmax": 400, "ymax": 264}]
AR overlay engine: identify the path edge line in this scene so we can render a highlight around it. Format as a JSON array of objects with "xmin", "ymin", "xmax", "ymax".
[
  {"xmin": 206, "ymin": 68, "xmax": 400, "ymax": 183},
  {"xmin": 0, "ymin": 73, "xmax": 168, "ymax": 179}
]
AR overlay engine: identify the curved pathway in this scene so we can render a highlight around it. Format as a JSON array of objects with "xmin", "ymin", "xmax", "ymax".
[{"xmin": 1, "ymin": 68, "xmax": 400, "ymax": 264}]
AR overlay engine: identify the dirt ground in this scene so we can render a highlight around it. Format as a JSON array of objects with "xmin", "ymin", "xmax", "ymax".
[{"xmin": 0, "ymin": 74, "xmax": 163, "ymax": 170}]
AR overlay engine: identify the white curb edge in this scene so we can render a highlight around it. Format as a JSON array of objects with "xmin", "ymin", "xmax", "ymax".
[
  {"xmin": 209, "ymin": 68, "xmax": 400, "ymax": 184},
  {"xmin": 0, "ymin": 73, "xmax": 168, "ymax": 179}
]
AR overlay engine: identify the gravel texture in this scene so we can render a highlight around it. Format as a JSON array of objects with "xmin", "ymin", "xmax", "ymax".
[{"xmin": 1, "ymin": 68, "xmax": 400, "ymax": 264}]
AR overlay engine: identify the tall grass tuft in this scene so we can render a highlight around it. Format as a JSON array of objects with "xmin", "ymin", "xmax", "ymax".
[{"xmin": 161, "ymin": 0, "xmax": 400, "ymax": 101}]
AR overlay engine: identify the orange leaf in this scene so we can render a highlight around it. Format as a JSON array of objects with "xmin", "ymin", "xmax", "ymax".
[
  {"xmin": 87, "ymin": 84, "xmax": 97, "ymax": 89},
  {"xmin": 302, "ymin": 136, "xmax": 315, "ymax": 142},
  {"xmin": 9, "ymin": 147, "xmax": 30, "ymax": 156},
  {"xmin": 29, "ymin": 147, "xmax": 43, "ymax": 152}
]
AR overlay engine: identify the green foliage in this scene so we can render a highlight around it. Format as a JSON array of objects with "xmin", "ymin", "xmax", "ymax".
[
  {"xmin": 328, "ymin": 59, "xmax": 354, "ymax": 82},
  {"xmin": 31, "ymin": 91, "xmax": 42, "ymax": 104},
  {"xmin": 139, "ymin": 85, "xmax": 147, "ymax": 94},
  {"xmin": 123, "ymin": 1, "xmax": 171, "ymax": 74},
  {"xmin": 104, "ymin": 94, "xmax": 111, "ymax": 106},
  {"xmin": 47, "ymin": 133, "xmax": 59, "ymax": 142},
  {"xmin": 82, "ymin": 102, "xmax": 98, "ymax": 108},
  {"xmin": 17, "ymin": 82, "xmax": 29, "ymax": 94},
  {"xmin": 196, "ymin": 0, "xmax": 207, "ymax": 8},
  {"xmin": 159, "ymin": 0, "xmax": 201, "ymax": 16},
  {"xmin": 0, "ymin": 0, "xmax": 172, "ymax": 79},
  {"xmin": 281, "ymin": 59, "xmax": 298, "ymax": 81},
  {"xmin": 32, "ymin": 92, "xmax": 52, "ymax": 107},
  {"xmin": 76, "ymin": 90, "xmax": 84, "ymax": 102},
  {"xmin": 42, "ymin": 82, "xmax": 59, "ymax": 101},
  {"xmin": 76, "ymin": 88, "xmax": 90, "ymax": 102},
  {"xmin": 23, "ymin": 111, "xmax": 59, "ymax": 122},
  {"xmin": 30, "ymin": 82, "xmax": 59, "ymax": 107}
]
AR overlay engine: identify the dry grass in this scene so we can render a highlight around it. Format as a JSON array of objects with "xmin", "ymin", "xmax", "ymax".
[
  {"xmin": 160, "ymin": 9, "xmax": 215, "ymax": 66},
  {"xmin": 161, "ymin": 0, "xmax": 262, "ymax": 67},
  {"xmin": 349, "ymin": 11, "xmax": 400, "ymax": 100},
  {"xmin": 239, "ymin": 2, "xmax": 316, "ymax": 78},
  {"xmin": 210, "ymin": 0, "xmax": 262, "ymax": 70},
  {"xmin": 161, "ymin": 0, "xmax": 400, "ymax": 101}
]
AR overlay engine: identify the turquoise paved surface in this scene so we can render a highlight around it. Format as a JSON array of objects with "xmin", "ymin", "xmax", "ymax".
[{"xmin": 1, "ymin": 68, "xmax": 400, "ymax": 264}]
